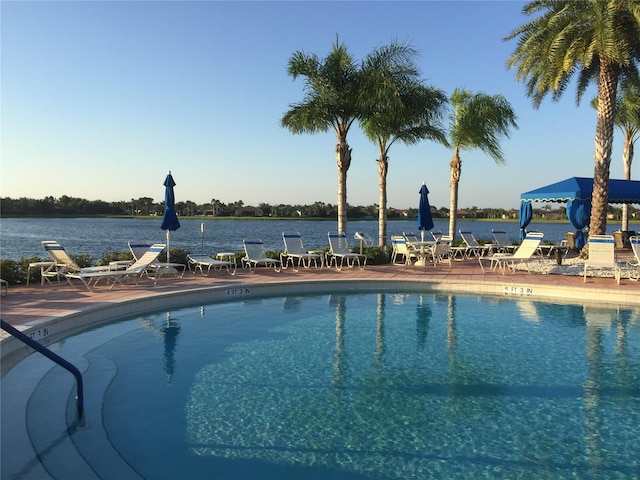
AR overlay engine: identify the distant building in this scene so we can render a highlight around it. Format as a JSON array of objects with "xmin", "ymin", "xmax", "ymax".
[{"xmin": 235, "ymin": 206, "xmax": 263, "ymax": 217}]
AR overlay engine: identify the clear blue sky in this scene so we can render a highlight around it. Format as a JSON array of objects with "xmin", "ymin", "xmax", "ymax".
[{"xmin": 1, "ymin": 1, "xmax": 633, "ymax": 210}]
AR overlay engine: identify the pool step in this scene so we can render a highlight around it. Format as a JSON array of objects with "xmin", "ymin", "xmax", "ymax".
[{"xmin": 25, "ymin": 353, "xmax": 144, "ymax": 480}]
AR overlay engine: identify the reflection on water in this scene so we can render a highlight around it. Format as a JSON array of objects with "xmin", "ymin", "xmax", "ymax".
[{"xmin": 95, "ymin": 293, "xmax": 639, "ymax": 479}]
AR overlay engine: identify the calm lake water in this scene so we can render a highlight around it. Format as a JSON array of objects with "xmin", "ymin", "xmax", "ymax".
[{"xmin": 0, "ymin": 217, "xmax": 626, "ymax": 261}]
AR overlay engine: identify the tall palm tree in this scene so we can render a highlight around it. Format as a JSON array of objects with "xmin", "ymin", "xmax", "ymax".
[
  {"xmin": 281, "ymin": 38, "xmax": 360, "ymax": 235},
  {"xmin": 359, "ymin": 43, "xmax": 448, "ymax": 246},
  {"xmin": 446, "ymin": 88, "xmax": 518, "ymax": 239},
  {"xmin": 505, "ymin": 0, "xmax": 640, "ymax": 237},
  {"xmin": 592, "ymin": 80, "xmax": 640, "ymax": 230}
]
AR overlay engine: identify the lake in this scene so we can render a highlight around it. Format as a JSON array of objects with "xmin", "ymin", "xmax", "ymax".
[{"xmin": 0, "ymin": 217, "xmax": 623, "ymax": 261}]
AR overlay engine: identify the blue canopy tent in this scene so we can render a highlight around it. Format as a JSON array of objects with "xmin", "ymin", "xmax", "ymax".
[{"xmin": 520, "ymin": 177, "xmax": 640, "ymax": 248}]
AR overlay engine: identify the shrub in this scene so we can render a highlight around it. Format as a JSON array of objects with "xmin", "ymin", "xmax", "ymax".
[
  {"xmin": 362, "ymin": 246, "xmax": 390, "ymax": 265},
  {"xmin": 0, "ymin": 259, "xmax": 22, "ymax": 285},
  {"xmin": 159, "ymin": 248, "xmax": 188, "ymax": 265},
  {"xmin": 98, "ymin": 251, "xmax": 133, "ymax": 266},
  {"xmin": 70, "ymin": 254, "xmax": 95, "ymax": 268}
]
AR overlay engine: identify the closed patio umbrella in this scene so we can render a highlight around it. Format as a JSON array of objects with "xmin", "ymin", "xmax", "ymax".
[
  {"xmin": 161, "ymin": 171, "xmax": 180, "ymax": 263},
  {"xmin": 566, "ymin": 199, "xmax": 590, "ymax": 250},
  {"xmin": 519, "ymin": 201, "xmax": 532, "ymax": 241},
  {"xmin": 418, "ymin": 183, "xmax": 434, "ymax": 241}
]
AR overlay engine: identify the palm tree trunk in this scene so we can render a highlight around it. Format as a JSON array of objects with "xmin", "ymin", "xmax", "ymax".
[
  {"xmin": 448, "ymin": 149, "xmax": 461, "ymax": 240},
  {"xmin": 377, "ymin": 154, "xmax": 389, "ymax": 247},
  {"xmin": 336, "ymin": 139, "xmax": 352, "ymax": 234},
  {"xmin": 589, "ymin": 62, "xmax": 619, "ymax": 237},
  {"xmin": 621, "ymin": 138, "xmax": 633, "ymax": 231}
]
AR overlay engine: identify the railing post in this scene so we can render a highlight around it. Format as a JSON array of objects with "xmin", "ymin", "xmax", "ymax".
[{"xmin": 1, "ymin": 319, "xmax": 84, "ymax": 420}]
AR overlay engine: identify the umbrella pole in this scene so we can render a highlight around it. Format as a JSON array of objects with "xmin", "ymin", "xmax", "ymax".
[
  {"xmin": 200, "ymin": 222, "xmax": 204, "ymax": 254},
  {"xmin": 166, "ymin": 230, "xmax": 171, "ymax": 264}
]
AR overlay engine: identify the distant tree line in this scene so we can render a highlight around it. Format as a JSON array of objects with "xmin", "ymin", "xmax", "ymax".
[{"xmin": 0, "ymin": 194, "xmax": 535, "ymax": 219}]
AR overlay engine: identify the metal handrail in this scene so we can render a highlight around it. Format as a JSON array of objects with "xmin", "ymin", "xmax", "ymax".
[{"xmin": 1, "ymin": 319, "xmax": 84, "ymax": 420}]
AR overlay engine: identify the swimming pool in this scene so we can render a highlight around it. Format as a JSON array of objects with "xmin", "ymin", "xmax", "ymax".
[{"xmin": 2, "ymin": 292, "xmax": 639, "ymax": 479}]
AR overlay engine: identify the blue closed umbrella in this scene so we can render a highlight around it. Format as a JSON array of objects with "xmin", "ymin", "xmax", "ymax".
[
  {"xmin": 566, "ymin": 199, "xmax": 590, "ymax": 250},
  {"xmin": 161, "ymin": 171, "xmax": 180, "ymax": 263},
  {"xmin": 519, "ymin": 201, "xmax": 532, "ymax": 241},
  {"xmin": 418, "ymin": 183, "xmax": 434, "ymax": 241}
]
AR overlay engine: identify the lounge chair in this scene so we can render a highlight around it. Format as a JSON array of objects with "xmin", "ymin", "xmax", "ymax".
[
  {"xmin": 327, "ymin": 232, "xmax": 367, "ymax": 271},
  {"xmin": 42, "ymin": 240, "xmax": 112, "ymax": 281},
  {"xmin": 66, "ymin": 243, "xmax": 167, "ymax": 291},
  {"xmin": 242, "ymin": 238, "xmax": 281, "ymax": 273},
  {"xmin": 459, "ymin": 231, "xmax": 493, "ymax": 258},
  {"xmin": 629, "ymin": 236, "xmax": 640, "ymax": 281},
  {"xmin": 281, "ymin": 232, "xmax": 323, "ymax": 270},
  {"xmin": 492, "ymin": 230, "xmax": 517, "ymax": 253},
  {"xmin": 430, "ymin": 229, "xmax": 443, "ymax": 241},
  {"xmin": 478, "ymin": 232, "xmax": 544, "ymax": 275},
  {"xmin": 187, "ymin": 254, "xmax": 236, "ymax": 275},
  {"xmin": 583, "ymin": 235, "xmax": 621, "ymax": 285},
  {"xmin": 128, "ymin": 241, "xmax": 186, "ymax": 276},
  {"xmin": 391, "ymin": 235, "xmax": 417, "ymax": 265}
]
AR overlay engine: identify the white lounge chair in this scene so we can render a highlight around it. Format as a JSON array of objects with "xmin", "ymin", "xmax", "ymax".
[
  {"xmin": 128, "ymin": 241, "xmax": 185, "ymax": 276},
  {"xmin": 629, "ymin": 236, "xmax": 640, "ymax": 281},
  {"xmin": 391, "ymin": 235, "xmax": 417, "ymax": 265},
  {"xmin": 492, "ymin": 229, "xmax": 517, "ymax": 253},
  {"xmin": 42, "ymin": 240, "xmax": 112, "ymax": 281},
  {"xmin": 430, "ymin": 230, "xmax": 443, "ymax": 241},
  {"xmin": 187, "ymin": 254, "xmax": 236, "ymax": 275},
  {"xmin": 479, "ymin": 232, "xmax": 544, "ymax": 275},
  {"xmin": 242, "ymin": 238, "xmax": 281, "ymax": 273},
  {"xmin": 327, "ymin": 232, "xmax": 366, "ymax": 271},
  {"xmin": 583, "ymin": 235, "xmax": 621, "ymax": 285},
  {"xmin": 281, "ymin": 232, "xmax": 323, "ymax": 270},
  {"xmin": 66, "ymin": 243, "xmax": 167, "ymax": 291},
  {"xmin": 459, "ymin": 231, "xmax": 493, "ymax": 258}
]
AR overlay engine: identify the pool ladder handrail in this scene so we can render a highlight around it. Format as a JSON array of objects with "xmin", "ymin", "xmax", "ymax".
[{"xmin": 1, "ymin": 319, "xmax": 84, "ymax": 420}]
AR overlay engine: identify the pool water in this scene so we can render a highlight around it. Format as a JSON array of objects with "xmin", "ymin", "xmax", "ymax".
[{"xmin": 4, "ymin": 293, "xmax": 640, "ymax": 479}]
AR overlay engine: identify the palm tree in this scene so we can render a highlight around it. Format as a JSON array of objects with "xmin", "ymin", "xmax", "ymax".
[
  {"xmin": 359, "ymin": 43, "xmax": 448, "ymax": 246},
  {"xmin": 505, "ymin": 0, "xmax": 640, "ymax": 238},
  {"xmin": 593, "ymin": 81, "xmax": 640, "ymax": 230},
  {"xmin": 281, "ymin": 37, "xmax": 360, "ymax": 235},
  {"xmin": 446, "ymin": 88, "xmax": 518, "ymax": 239}
]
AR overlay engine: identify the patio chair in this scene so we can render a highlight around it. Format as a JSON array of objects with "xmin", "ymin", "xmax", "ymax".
[
  {"xmin": 242, "ymin": 238, "xmax": 281, "ymax": 273},
  {"xmin": 429, "ymin": 235, "xmax": 453, "ymax": 267},
  {"xmin": 402, "ymin": 231, "xmax": 420, "ymax": 245},
  {"xmin": 327, "ymin": 232, "xmax": 367, "ymax": 271},
  {"xmin": 478, "ymin": 232, "xmax": 544, "ymax": 275},
  {"xmin": 628, "ymin": 236, "xmax": 640, "ymax": 281},
  {"xmin": 281, "ymin": 232, "xmax": 323, "ymax": 270},
  {"xmin": 583, "ymin": 235, "xmax": 621, "ymax": 285},
  {"xmin": 128, "ymin": 241, "xmax": 186, "ymax": 276},
  {"xmin": 584, "ymin": 235, "xmax": 621, "ymax": 285},
  {"xmin": 492, "ymin": 230, "xmax": 517, "ymax": 253},
  {"xmin": 66, "ymin": 244, "xmax": 167, "ymax": 291},
  {"xmin": 391, "ymin": 235, "xmax": 417, "ymax": 265},
  {"xmin": 459, "ymin": 231, "xmax": 493, "ymax": 258},
  {"xmin": 187, "ymin": 254, "xmax": 236, "ymax": 275},
  {"xmin": 41, "ymin": 240, "xmax": 112, "ymax": 281}
]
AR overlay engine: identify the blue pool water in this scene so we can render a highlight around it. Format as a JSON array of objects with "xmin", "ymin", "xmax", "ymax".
[{"xmin": 3, "ymin": 293, "xmax": 640, "ymax": 479}]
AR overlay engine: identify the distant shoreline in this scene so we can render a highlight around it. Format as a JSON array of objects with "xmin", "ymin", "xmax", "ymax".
[{"xmin": 2, "ymin": 214, "xmax": 637, "ymax": 225}]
